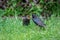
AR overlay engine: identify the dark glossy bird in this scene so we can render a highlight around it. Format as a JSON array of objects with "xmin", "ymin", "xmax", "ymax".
[{"xmin": 32, "ymin": 14, "xmax": 46, "ymax": 27}]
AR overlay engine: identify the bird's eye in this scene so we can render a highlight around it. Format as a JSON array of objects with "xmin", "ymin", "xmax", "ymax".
[{"xmin": 32, "ymin": 16, "xmax": 34, "ymax": 18}]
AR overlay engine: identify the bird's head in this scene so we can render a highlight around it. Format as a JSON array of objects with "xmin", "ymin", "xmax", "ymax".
[
  {"xmin": 27, "ymin": 15, "xmax": 30, "ymax": 19},
  {"xmin": 32, "ymin": 14, "xmax": 37, "ymax": 18}
]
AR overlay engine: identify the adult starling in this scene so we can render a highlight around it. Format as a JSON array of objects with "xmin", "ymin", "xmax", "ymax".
[{"xmin": 32, "ymin": 14, "xmax": 46, "ymax": 27}]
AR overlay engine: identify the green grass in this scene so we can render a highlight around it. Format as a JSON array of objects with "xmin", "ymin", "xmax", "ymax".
[{"xmin": 0, "ymin": 17, "xmax": 60, "ymax": 40}]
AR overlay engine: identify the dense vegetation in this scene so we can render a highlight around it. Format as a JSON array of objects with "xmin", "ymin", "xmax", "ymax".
[
  {"xmin": 0, "ymin": 0, "xmax": 59, "ymax": 17},
  {"xmin": 0, "ymin": 0, "xmax": 60, "ymax": 40}
]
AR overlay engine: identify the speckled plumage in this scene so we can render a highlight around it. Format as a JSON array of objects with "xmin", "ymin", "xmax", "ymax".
[{"xmin": 32, "ymin": 14, "xmax": 46, "ymax": 27}]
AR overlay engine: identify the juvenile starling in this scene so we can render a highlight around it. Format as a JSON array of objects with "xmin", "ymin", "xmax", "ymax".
[
  {"xmin": 22, "ymin": 15, "xmax": 30, "ymax": 26},
  {"xmin": 32, "ymin": 14, "xmax": 46, "ymax": 27}
]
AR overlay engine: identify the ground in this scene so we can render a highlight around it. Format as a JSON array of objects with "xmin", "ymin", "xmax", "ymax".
[{"xmin": 0, "ymin": 16, "xmax": 60, "ymax": 40}]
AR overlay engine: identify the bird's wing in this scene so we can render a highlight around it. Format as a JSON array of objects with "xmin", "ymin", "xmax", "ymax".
[{"xmin": 33, "ymin": 18, "xmax": 45, "ymax": 26}]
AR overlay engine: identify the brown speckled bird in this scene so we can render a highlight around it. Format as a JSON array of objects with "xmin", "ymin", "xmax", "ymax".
[{"xmin": 22, "ymin": 15, "xmax": 30, "ymax": 26}]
